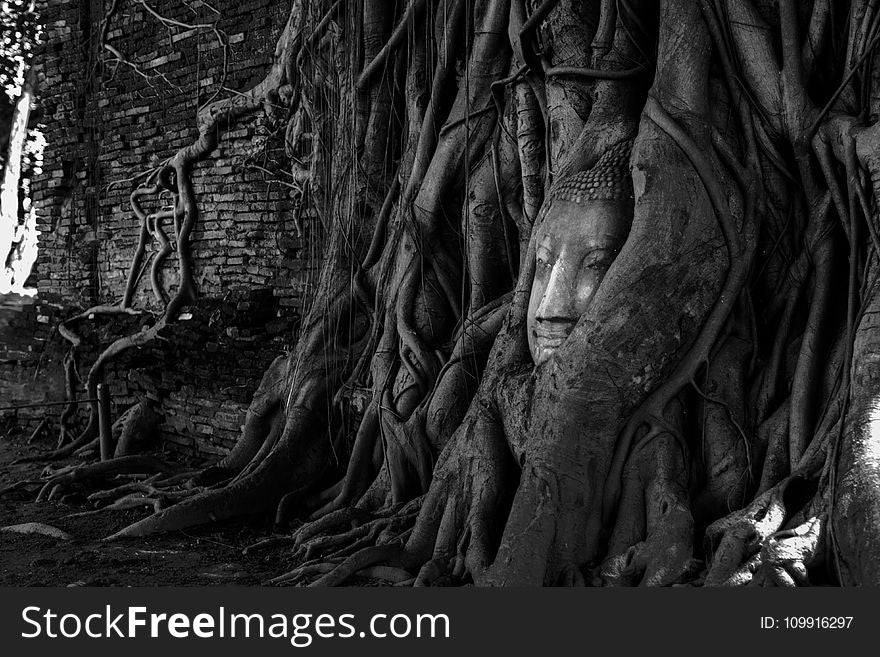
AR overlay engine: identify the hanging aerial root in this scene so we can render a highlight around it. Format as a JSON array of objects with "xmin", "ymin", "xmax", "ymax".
[
  {"xmin": 57, "ymin": 351, "xmax": 79, "ymax": 447},
  {"xmin": 787, "ymin": 201, "xmax": 837, "ymax": 467},
  {"xmin": 40, "ymin": 1, "xmax": 312, "ymax": 474},
  {"xmin": 357, "ymin": 0, "xmax": 428, "ymax": 93}
]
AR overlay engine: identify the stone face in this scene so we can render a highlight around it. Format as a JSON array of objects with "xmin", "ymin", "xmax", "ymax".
[{"xmin": 0, "ymin": 1, "xmax": 311, "ymax": 459}]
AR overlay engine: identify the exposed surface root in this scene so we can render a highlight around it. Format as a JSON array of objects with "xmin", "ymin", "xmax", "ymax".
[
  {"xmin": 309, "ymin": 545, "xmax": 405, "ymax": 587},
  {"xmin": 34, "ymin": 455, "xmax": 175, "ymax": 503},
  {"xmin": 704, "ymin": 475, "xmax": 821, "ymax": 586}
]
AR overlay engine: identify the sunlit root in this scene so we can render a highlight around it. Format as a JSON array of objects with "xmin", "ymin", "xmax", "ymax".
[
  {"xmin": 704, "ymin": 475, "xmax": 819, "ymax": 586},
  {"xmin": 756, "ymin": 516, "xmax": 824, "ymax": 587}
]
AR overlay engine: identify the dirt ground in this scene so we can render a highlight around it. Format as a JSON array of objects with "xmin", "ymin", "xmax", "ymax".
[{"xmin": 0, "ymin": 431, "xmax": 292, "ymax": 586}]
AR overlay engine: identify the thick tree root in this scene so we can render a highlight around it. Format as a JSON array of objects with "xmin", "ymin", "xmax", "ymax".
[
  {"xmin": 33, "ymin": 455, "xmax": 174, "ymax": 503},
  {"xmin": 245, "ymin": 499, "xmax": 424, "ymax": 586},
  {"xmin": 309, "ymin": 545, "xmax": 406, "ymax": 587},
  {"xmin": 704, "ymin": 475, "xmax": 820, "ymax": 586},
  {"xmin": 295, "ymin": 511, "xmax": 418, "ymax": 562},
  {"xmin": 598, "ymin": 434, "xmax": 695, "ymax": 586},
  {"xmin": 105, "ymin": 402, "xmax": 330, "ymax": 540},
  {"xmin": 756, "ymin": 516, "xmax": 824, "ymax": 587},
  {"xmin": 104, "ymin": 479, "xmax": 269, "ymax": 540}
]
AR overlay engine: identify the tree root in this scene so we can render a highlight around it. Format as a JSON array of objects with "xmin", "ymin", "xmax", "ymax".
[
  {"xmin": 86, "ymin": 478, "xmax": 165, "ymax": 505},
  {"xmin": 244, "ymin": 498, "xmax": 424, "ymax": 583},
  {"xmin": 63, "ymin": 494, "xmax": 159, "ymax": 519},
  {"xmin": 69, "ymin": 473, "xmax": 204, "ymax": 517},
  {"xmin": 265, "ymin": 561, "xmax": 341, "ymax": 586},
  {"xmin": 0, "ymin": 480, "xmax": 42, "ymax": 497},
  {"xmin": 242, "ymin": 535, "xmax": 299, "ymax": 557},
  {"xmin": 602, "ymin": 94, "xmax": 755, "ymax": 526},
  {"xmin": 599, "ymin": 433, "xmax": 695, "ymax": 586},
  {"xmin": 290, "ymin": 507, "xmax": 376, "ymax": 548},
  {"xmin": 35, "ymin": 2, "xmax": 313, "ymax": 485},
  {"xmin": 33, "ymin": 455, "xmax": 174, "ymax": 503},
  {"xmin": 295, "ymin": 509, "xmax": 419, "ymax": 563},
  {"xmin": 704, "ymin": 474, "xmax": 820, "ymax": 586},
  {"xmin": 757, "ymin": 516, "xmax": 824, "ymax": 587},
  {"xmin": 309, "ymin": 545, "xmax": 405, "ymax": 587}
]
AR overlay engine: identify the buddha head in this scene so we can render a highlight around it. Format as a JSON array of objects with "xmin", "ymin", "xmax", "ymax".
[{"xmin": 528, "ymin": 140, "xmax": 635, "ymax": 366}]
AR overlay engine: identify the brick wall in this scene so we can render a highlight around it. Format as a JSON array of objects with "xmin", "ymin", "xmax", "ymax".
[{"xmin": 0, "ymin": 0, "xmax": 314, "ymax": 458}]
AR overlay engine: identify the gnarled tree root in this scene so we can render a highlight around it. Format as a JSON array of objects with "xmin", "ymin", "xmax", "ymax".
[
  {"xmin": 704, "ymin": 474, "xmax": 821, "ymax": 586},
  {"xmin": 34, "ymin": 455, "xmax": 174, "ymax": 503}
]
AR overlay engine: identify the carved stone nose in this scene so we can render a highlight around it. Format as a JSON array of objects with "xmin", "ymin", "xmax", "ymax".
[{"xmin": 536, "ymin": 262, "xmax": 576, "ymax": 322}]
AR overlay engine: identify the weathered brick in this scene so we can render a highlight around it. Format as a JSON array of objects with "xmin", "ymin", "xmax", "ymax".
[{"xmin": 2, "ymin": 0, "xmax": 308, "ymax": 460}]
